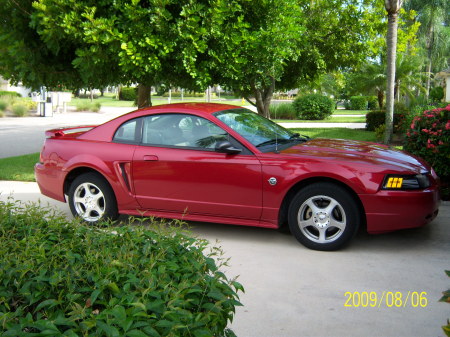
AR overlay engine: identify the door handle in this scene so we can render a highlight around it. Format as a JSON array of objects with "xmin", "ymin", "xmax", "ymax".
[{"xmin": 143, "ymin": 155, "xmax": 159, "ymax": 161}]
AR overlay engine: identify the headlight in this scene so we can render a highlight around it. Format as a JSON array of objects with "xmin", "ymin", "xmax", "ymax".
[{"xmin": 382, "ymin": 174, "xmax": 430, "ymax": 190}]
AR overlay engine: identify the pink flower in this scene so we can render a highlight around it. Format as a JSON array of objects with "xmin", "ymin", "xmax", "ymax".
[
  {"xmin": 446, "ymin": 121, "xmax": 450, "ymax": 130},
  {"xmin": 422, "ymin": 129, "xmax": 429, "ymax": 134}
]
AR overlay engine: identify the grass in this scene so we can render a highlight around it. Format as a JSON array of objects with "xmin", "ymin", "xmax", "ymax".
[
  {"xmin": 0, "ymin": 153, "xmax": 39, "ymax": 182},
  {"xmin": 277, "ymin": 116, "xmax": 366, "ymax": 123},
  {"xmin": 291, "ymin": 128, "xmax": 377, "ymax": 142},
  {"xmin": 333, "ymin": 110, "xmax": 369, "ymax": 115}
]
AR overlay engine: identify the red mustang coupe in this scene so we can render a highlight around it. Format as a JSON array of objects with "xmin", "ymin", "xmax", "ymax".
[{"xmin": 35, "ymin": 103, "xmax": 440, "ymax": 250}]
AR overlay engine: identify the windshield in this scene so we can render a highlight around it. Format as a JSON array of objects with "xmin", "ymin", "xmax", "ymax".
[{"xmin": 214, "ymin": 108, "xmax": 307, "ymax": 151}]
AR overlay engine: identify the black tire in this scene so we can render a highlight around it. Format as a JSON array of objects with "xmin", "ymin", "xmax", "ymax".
[
  {"xmin": 287, "ymin": 182, "xmax": 360, "ymax": 251},
  {"xmin": 68, "ymin": 173, "xmax": 118, "ymax": 223}
]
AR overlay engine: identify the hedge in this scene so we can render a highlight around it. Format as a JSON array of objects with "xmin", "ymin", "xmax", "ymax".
[
  {"xmin": 365, "ymin": 110, "xmax": 406, "ymax": 132},
  {"xmin": 293, "ymin": 94, "xmax": 334, "ymax": 120},
  {"xmin": 0, "ymin": 200, "xmax": 243, "ymax": 336},
  {"xmin": 0, "ymin": 91, "xmax": 21, "ymax": 97},
  {"xmin": 118, "ymin": 87, "xmax": 137, "ymax": 101}
]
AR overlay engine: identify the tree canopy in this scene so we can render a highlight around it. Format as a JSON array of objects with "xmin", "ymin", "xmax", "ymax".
[{"xmin": 1, "ymin": 0, "xmax": 383, "ymax": 113}]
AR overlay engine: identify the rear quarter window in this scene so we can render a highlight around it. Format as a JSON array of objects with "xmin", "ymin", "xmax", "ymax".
[{"xmin": 113, "ymin": 118, "xmax": 141, "ymax": 144}]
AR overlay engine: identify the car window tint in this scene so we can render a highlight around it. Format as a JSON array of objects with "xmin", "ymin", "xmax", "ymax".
[
  {"xmin": 141, "ymin": 114, "xmax": 228, "ymax": 149},
  {"xmin": 113, "ymin": 119, "xmax": 140, "ymax": 143}
]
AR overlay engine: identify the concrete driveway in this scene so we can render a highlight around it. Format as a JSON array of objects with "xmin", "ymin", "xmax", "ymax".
[{"xmin": 1, "ymin": 181, "xmax": 449, "ymax": 337}]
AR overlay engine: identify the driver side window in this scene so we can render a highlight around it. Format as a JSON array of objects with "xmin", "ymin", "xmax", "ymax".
[{"xmin": 141, "ymin": 114, "xmax": 228, "ymax": 150}]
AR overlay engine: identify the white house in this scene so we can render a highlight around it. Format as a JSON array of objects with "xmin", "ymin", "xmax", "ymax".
[
  {"xmin": 435, "ymin": 68, "xmax": 450, "ymax": 102},
  {"xmin": 0, "ymin": 76, "xmax": 32, "ymax": 97}
]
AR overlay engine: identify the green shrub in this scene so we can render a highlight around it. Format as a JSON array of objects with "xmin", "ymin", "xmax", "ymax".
[
  {"xmin": 367, "ymin": 96, "xmax": 378, "ymax": 110},
  {"xmin": 76, "ymin": 101, "xmax": 101, "ymax": 112},
  {"xmin": 374, "ymin": 124, "xmax": 385, "ymax": 142},
  {"xmin": 0, "ymin": 200, "xmax": 243, "ymax": 336},
  {"xmin": 440, "ymin": 270, "xmax": 450, "ymax": 336},
  {"xmin": 0, "ymin": 111, "xmax": 4, "ymax": 118},
  {"xmin": 404, "ymin": 105, "xmax": 450, "ymax": 187},
  {"xmin": 293, "ymin": 94, "xmax": 334, "ymax": 120},
  {"xmin": 0, "ymin": 90, "xmax": 21, "ymax": 97},
  {"xmin": 270, "ymin": 103, "xmax": 296, "ymax": 120},
  {"xmin": 11, "ymin": 103, "xmax": 28, "ymax": 117},
  {"xmin": 365, "ymin": 110, "xmax": 406, "ymax": 132},
  {"xmin": 0, "ymin": 100, "xmax": 7, "ymax": 111},
  {"xmin": 349, "ymin": 96, "xmax": 368, "ymax": 110},
  {"xmin": 430, "ymin": 86, "xmax": 444, "ymax": 102},
  {"xmin": 119, "ymin": 87, "xmax": 137, "ymax": 101}
]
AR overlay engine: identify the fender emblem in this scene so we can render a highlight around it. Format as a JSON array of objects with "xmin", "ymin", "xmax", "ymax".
[{"xmin": 268, "ymin": 177, "xmax": 277, "ymax": 186}]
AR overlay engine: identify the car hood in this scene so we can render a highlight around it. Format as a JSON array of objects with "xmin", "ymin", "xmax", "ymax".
[{"xmin": 280, "ymin": 138, "xmax": 430, "ymax": 173}]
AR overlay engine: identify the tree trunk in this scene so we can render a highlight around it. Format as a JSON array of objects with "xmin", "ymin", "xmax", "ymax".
[
  {"xmin": 377, "ymin": 89, "xmax": 384, "ymax": 109},
  {"xmin": 384, "ymin": 0, "xmax": 402, "ymax": 144},
  {"xmin": 249, "ymin": 77, "xmax": 275, "ymax": 118},
  {"xmin": 137, "ymin": 83, "xmax": 152, "ymax": 109}
]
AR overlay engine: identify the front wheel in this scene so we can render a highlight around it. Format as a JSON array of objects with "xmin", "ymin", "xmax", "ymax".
[
  {"xmin": 68, "ymin": 173, "xmax": 118, "ymax": 223},
  {"xmin": 288, "ymin": 183, "xmax": 360, "ymax": 251}
]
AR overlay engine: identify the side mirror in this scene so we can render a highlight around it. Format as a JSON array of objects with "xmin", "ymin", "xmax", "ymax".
[{"xmin": 215, "ymin": 141, "xmax": 242, "ymax": 154}]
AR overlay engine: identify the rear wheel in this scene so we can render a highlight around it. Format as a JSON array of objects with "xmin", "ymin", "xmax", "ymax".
[
  {"xmin": 68, "ymin": 173, "xmax": 118, "ymax": 223},
  {"xmin": 288, "ymin": 182, "xmax": 360, "ymax": 251}
]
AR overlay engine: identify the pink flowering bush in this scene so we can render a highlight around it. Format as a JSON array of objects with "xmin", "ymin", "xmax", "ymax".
[{"xmin": 404, "ymin": 105, "xmax": 450, "ymax": 197}]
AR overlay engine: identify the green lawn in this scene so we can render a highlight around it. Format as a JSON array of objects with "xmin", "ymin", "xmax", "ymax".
[
  {"xmin": 0, "ymin": 153, "xmax": 40, "ymax": 182},
  {"xmin": 291, "ymin": 128, "xmax": 377, "ymax": 142},
  {"xmin": 0, "ymin": 127, "xmax": 377, "ymax": 182},
  {"xmin": 333, "ymin": 110, "xmax": 369, "ymax": 115},
  {"xmin": 277, "ymin": 116, "xmax": 366, "ymax": 123}
]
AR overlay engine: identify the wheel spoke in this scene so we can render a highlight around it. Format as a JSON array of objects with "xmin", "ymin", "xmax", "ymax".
[
  {"xmin": 306, "ymin": 200, "xmax": 321, "ymax": 214},
  {"xmin": 323, "ymin": 199, "xmax": 338, "ymax": 214},
  {"xmin": 330, "ymin": 218, "xmax": 346, "ymax": 230},
  {"xmin": 299, "ymin": 217, "xmax": 315, "ymax": 229},
  {"xmin": 317, "ymin": 228, "xmax": 327, "ymax": 243}
]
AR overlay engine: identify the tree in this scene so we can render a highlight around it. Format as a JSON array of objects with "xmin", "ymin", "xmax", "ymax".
[
  {"xmin": 179, "ymin": 0, "xmax": 380, "ymax": 117},
  {"xmin": 384, "ymin": 0, "xmax": 403, "ymax": 144},
  {"xmin": 405, "ymin": 0, "xmax": 450, "ymax": 98}
]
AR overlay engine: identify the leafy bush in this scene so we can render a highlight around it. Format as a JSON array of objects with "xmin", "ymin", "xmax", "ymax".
[
  {"xmin": 367, "ymin": 96, "xmax": 378, "ymax": 110},
  {"xmin": 404, "ymin": 105, "xmax": 450, "ymax": 188},
  {"xmin": 0, "ymin": 200, "xmax": 243, "ymax": 336},
  {"xmin": 0, "ymin": 100, "xmax": 7, "ymax": 111},
  {"xmin": 269, "ymin": 103, "xmax": 296, "ymax": 120},
  {"xmin": 293, "ymin": 94, "xmax": 334, "ymax": 120},
  {"xmin": 11, "ymin": 103, "xmax": 28, "ymax": 117},
  {"xmin": 349, "ymin": 96, "xmax": 368, "ymax": 110},
  {"xmin": 76, "ymin": 101, "xmax": 101, "ymax": 112},
  {"xmin": 0, "ymin": 90, "xmax": 21, "ymax": 97},
  {"xmin": 430, "ymin": 86, "xmax": 444, "ymax": 102},
  {"xmin": 365, "ymin": 110, "xmax": 405, "ymax": 132},
  {"xmin": 440, "ymin": 270, "xmax": 450, "ymax": 336},
  {"xmin": 119, "ymin": 87, "xmax": 137, "ymax": 101}
]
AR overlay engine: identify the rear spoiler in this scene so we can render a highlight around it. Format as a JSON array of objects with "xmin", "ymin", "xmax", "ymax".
[{"xmin": 45, "ymin": 125, "xmax": 97, "ymax": 138}]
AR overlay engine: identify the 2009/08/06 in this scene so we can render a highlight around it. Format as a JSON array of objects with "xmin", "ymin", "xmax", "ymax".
[{"xmin": 344, "ymin": 291, "xmax": 428, "ymax": 308}]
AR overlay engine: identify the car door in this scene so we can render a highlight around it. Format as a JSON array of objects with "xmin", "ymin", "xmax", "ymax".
[{"xmin": 132, "ymin": 113, "xmax": 263, "ymax": 220}]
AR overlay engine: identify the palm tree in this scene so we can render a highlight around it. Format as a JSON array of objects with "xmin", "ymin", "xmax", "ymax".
[
  {"xmin": 347, "ymin": 62, "xmax": 386, "ymax": 109},
  {"xmin": 384, "ymin": 0, "xmax": 403, "ymax": 144},
  {"xmin": 405, "ymin": 0, "xmax": 450, "ymax": 97}
]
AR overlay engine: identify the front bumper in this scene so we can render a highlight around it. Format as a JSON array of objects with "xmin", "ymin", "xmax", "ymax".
[{"xmin": 360, "ymin": 187, "xmax": 440, "ymax": 234}]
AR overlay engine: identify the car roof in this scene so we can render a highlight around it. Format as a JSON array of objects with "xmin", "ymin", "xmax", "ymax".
[{"xmin": 133, "ymin": 102, "xmax": 243, "ymax": 116}]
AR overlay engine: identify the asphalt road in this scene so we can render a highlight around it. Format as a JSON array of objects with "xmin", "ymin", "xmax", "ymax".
[
  {"xmin": 0, "ymin": 181, "xmax": 449, "ymax": 337},
  {"xmin": 0, "ymin": 108, "xmax": 130, "ymax": 158}
]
